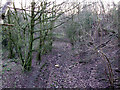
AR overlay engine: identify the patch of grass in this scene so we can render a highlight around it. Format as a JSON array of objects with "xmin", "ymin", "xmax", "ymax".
[{"xmin": 2, "ymin": 67, "xmax": 11, "ymax": 72}]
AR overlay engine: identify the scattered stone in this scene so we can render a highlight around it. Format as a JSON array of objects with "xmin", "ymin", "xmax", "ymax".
[{"xmin": 55, "ymin": 64, "xmax": 60, "ymax": 68}]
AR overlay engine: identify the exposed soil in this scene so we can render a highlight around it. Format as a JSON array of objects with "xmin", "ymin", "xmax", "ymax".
[{"xmin": 1, "ymin": 38, "xmax": 119, "ymax": 89}]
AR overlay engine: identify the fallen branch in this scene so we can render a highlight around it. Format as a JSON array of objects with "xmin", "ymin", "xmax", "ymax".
[{"xmin": 0, "ymin": 23, "xmax": 14, "ymax": 26}]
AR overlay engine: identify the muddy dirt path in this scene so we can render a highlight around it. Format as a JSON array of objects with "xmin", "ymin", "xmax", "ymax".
[
  {"xmin": 2, "ymin": 40, "xmax": 113, "ymax": 88},
  {"xmin": 46, "ymin": 41, "xmax": 109, "ymax": 88}
]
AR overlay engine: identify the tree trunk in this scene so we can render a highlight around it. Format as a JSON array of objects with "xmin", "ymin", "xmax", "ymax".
[
  {"xmin": 25, "ymin": 1, "xmax": 35, "ymax": 71},
  {"xmin": 7, "ymin": 10, "xmax": 14, "ymax": 59}
]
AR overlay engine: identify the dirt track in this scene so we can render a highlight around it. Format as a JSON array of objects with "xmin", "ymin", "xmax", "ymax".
[{"xmin": 2, "ymin": 40, "xmax": 117, "ymax": 88}]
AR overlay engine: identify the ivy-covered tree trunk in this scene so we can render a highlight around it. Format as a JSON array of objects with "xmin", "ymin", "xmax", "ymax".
[
  {"xmin": 7, "ymin": 10, "xmax": 14, "ymax": 59},
  {"xmin": 37, "ymin": 16, "xmax": 42, "ymax": 63},
  {"xmin": 36, "ymin": 2, "xmax": 45, "ymax": 63},
  {"xmin": 24, "ymin": 1, "xmax": 35, "ymax": 71}
]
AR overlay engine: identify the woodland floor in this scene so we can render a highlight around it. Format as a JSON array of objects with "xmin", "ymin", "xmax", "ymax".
[{"xmin": 1, "ymin": 37, "xmax": 120, "ymax": 89}]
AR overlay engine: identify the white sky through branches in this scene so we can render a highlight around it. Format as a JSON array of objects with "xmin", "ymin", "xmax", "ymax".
[{"xmin": 0, "ymin": 0, "xmax": 119, "ymax": 8}]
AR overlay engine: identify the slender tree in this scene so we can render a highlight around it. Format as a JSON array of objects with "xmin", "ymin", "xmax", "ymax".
[
  {"xmin": 24, "ymin": 0, "xmax": 36, "ymax": 70},
  {"xmin": 7, "ymin": 10, "xmax": 14, "ymax": 59}
]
